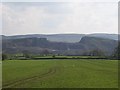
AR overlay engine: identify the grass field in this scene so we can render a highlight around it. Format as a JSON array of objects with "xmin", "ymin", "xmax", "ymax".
[
  {"xmin": 0, "ymin": 61, "xmax": 2, "ymax": 89},
  {"xmin": 2, "ymin": 59, "xmax": 118, "ymax": 88}
]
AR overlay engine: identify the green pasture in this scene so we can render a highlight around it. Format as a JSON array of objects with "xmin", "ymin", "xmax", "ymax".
[
  {"xmin": 2, "ymin": 59, "xmax": 118, "ymax": 88},
  {"xmin": 0, "ymin": 61, "xmax": 2, "ymax": 89}
]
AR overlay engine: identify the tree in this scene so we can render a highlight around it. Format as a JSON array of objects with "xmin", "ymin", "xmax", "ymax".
[
  {"xmin": 2, "ymin": 53, "xmax": 8, "ymax": 60},
  {"xmin": 22, "ymin": 50, "xmax": 31, "ymax": 59},
  {"xmin": 41, "ymin": 49, "xmax": 50, "ymax": 56},
  {"xmin": 52, "ymin": 55, "xmax": 56, "ymax": 58},
  {"xmin": 89, "ymin": 49, "xmax": 105, "ymax": 56},
  {"xmin": 113, "ymin": 42, "xmax": 120, "ymax": 59}
]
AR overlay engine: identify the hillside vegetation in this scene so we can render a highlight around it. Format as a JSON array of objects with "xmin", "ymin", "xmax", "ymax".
[{"xmin": 2, "ymin": 36, "xmax": 118, "ymax": 56}]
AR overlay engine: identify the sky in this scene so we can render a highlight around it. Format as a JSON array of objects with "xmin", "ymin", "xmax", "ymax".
[{"xmin": 0, "ymin": 0, "xmax": 118, "ymax": 35}]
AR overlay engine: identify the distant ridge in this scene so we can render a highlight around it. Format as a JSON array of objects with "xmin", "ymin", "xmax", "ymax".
[
  {"xmin": 2, "ymin": 35, "xmax": 118, "ymax": 55},
  {"xmin": 1, "ymin": 33, "xmax": 119, "ymax": 43}
]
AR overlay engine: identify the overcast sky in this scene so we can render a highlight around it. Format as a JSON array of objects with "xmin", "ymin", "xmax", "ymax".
[{"xmin": 0, "ymin": 0, "xmax": 118, "ymax": 35}]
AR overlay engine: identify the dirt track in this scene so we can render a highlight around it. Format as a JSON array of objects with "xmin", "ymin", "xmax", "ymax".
[{"xmin": 3, "ymin": 66, "xmax": 59, "ymax": 88}]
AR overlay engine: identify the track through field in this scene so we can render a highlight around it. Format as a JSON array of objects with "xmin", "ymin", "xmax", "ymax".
[{"xmin": 3, "ymin": 66, "xmax": 59, "ymax": 88}]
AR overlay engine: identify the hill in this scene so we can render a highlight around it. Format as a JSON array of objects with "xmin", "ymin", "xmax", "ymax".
[
  {"xmin": 88, "ymin": 33, "xmax": 119, "ymax": 40},
  {"xmin": 2, "ymin": 36, "xmax": 118, "ymax": 55},
  {"xmin": 79, "ymin": 36, "xmax": 117, "ymax": 55},
  {"xmin": 1, "ymin": 33, "xmax": 119, "ymax": 43},
  {"xmin": 1, "ymin": 34, "xmax": 84, "ymax": 43}
]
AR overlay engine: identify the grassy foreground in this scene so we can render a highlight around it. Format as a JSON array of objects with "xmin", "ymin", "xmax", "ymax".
[
  {"xmin": 2, "ymin": 59, "xmax": 118, "ymax": 88},
  {"xmin": 0, "ymin": 61, "xmax": 2, "ymax": 89}
]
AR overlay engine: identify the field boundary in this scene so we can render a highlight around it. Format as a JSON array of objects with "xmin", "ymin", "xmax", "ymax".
[{"xmin": 31, "ymin": 57, "xmax": 108, "ymax": 60}]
